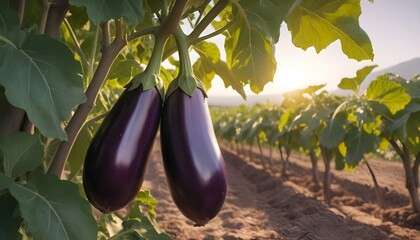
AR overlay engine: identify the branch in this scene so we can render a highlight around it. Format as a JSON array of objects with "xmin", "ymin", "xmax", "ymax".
[
  {"xmin": 161, "ymin": 0, "xmax": 229, "ymax": 60},
  {"xmin": 159, "ymin": 0, "xmax": 189, "ymax": 39},
  {"xmin": 101, "ymin": 22, "xmax": 111, "ymax": 48},
  {"xmin": 195, "ymin": 0, "xmax": 211, "ymax": 26},
  {"xmin": 39, "ymin": 0, "xmax": 50, "ymax": 34},
  {"xmin": 388, "ymin": 138, "xmax": 405, "ymax": 159},
  {"xmin": 44, "ymin": 0, "xmax": 69, "ymax": 37},
  {"xmin": 127, "ymin": 26, "xmax": 160, "ymax": 41},
  {"xmin": 196, "ymin": 20, "xmax": 232, "ymax": 42},
  {"xmin": 189, "ymin": 0, "xmax": 229, "ymax": 41},
  {"xmin": 48, "ymin": 28, "xmax": 126, "ymax": 177}
]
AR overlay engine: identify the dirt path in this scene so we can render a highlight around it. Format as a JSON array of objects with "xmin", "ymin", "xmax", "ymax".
[{"xmin": 143, "ymin": 140, "xmax": 420, "ymax": 239}]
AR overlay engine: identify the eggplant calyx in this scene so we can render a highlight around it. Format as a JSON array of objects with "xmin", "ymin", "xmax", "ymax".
[
  {"xmin": 128, "ymin": 36, "xmax": 167, "ymax": 100},
  {"xmin": 166, "ymin": 75, "xmax": 207, "ymax": 99},
  {"xmin": 166, "ymin": 26, "xmax": 207, "ymax": 98},
  {"xmin": 128, "ymin": 69, "xmax": 165, "ymax": 100}
]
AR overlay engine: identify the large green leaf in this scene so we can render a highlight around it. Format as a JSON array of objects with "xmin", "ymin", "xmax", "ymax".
[
  {"xmin": 193, "ymin": 58, "xmax": 215, "ymax": 90},
  {"xmin": 319, "ymin": 115, "xmax": 346, "ymax": 149},
  {"xmin": 0, "ymin": 173, "xmax": 97, "ymax": 240},
  {"xmin": 344, "ymin": 127, "xmax": 378, "ymax": 165},
  {"xmin": 213, "ymin": 61, "xmax": 246, "ymax": 99},
  {"xmin": 286, "ymin": 0, "xmax": 374, "ymax": 61},
  {"xmin": 365, "ymin": 76, "xmax": 411, "ymax": 114},
  {"xmin": 0, "ymin": 31, "xmax": 86, "ymax": 140},
  {"xmin": 192, "ymin": 42, "xmax": 221, "ymax": 91},
  {"xmin": 225, "ymin": 1, "xmax": 279, "ymax": 93},
  {"xmin": 0, "ymin": 193, "xmax": 21, "ymax": 240},
  {"xmin": 0, "ymin": 132, "xmax": 43, "ymax": 179},
  {"xmin": 70, "ymin": 0, "xmax": 145, "ymax": 26},
  {"xmin": 338, "ymin": 65, "xmax": 377, "ymax": 94},
  {"xmin": 193, "ymin": 41, "xmax": 220, "ymax": 63},
  {"xmin": 235, "ymin": 0, "xmax": 301, "ymax": 43}
]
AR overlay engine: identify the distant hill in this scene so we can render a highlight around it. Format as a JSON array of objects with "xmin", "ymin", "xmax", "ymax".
[
  {"xmin": 208, "ymin": 58, "xmax": 420, "ymax": 106},
  {"xmin": 333, "ymin": 57, "xmax": 420, "ymax": 95}
]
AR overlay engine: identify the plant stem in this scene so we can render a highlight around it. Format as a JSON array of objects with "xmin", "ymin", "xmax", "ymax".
[
  {"xmin": 363, "ymin": 157, "xmax": 385, "ymax": 208},
  {"xmin": 194, "ymin": 0, "xmax": 211, "ymax": 27},
  {"xmin": 127, "ymin": 27, "xmax": 160, "ymax": 41},
  {"xmin": 173, "ymin": 27, "xmax": 193, "ymax": 77},
  {"xmin": 44, "ymin": 0, "xmax": 69, "ymax": 37},
  {"xmin": 16, "ymin": 0, "xmax": 25, "ymax": 27},
  {"xmin": 161, "ymin": 0, "xmax": 229, "ymax": 61},
  {"xmin": 64, "ymin": 18, "xmax": 89, "ymax": 71},
  {"xmin": 48, "ymin": 28, "xmax": 126, "ymax": 177},
  {"xmin": 196, "ymin": 20, "xmax": 233, "ymax": 42},
  {"xmin": 39, "ymin": 0, "xmax": 50, "ymax": 34},
  {"xmin": 189, "ymin": 0, "xmax": 229, "ymax": 41},
  {"xmin": 88, "ymin": 25, "xmax": 100, "ymax": 79}
]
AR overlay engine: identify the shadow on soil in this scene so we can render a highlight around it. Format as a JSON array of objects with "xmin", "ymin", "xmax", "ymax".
[{"xmin": 221, "ymin": 148, "xmax": 389, "ymax": 240}]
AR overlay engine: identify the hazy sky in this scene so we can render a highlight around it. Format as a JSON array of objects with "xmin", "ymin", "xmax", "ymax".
[{"xmin": 206, "ymin": 0, "xmax": 420, "ymax": 97}]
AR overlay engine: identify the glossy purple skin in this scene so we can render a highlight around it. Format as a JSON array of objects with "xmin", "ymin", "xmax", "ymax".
[
  {"xmin": 83, "ymin": 86, "xmax": 162, "ymax": 213},
  {"xmin": 160, "ymin": 88, "xmax": 227, "ymax": 226}
]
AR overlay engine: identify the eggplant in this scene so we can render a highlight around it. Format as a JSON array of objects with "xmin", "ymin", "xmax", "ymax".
[
  {"xmin": 160, "ymin": 88, "xmax": 227, "ymax": 226},
  {"xmin": 83, "ymin": 85, "xmax": 161, "ymax": 213}
]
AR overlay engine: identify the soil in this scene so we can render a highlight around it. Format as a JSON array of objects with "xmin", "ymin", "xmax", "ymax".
[{"xmin": 143, "ymin": 140, "xmax": 420, "ymax": 240}]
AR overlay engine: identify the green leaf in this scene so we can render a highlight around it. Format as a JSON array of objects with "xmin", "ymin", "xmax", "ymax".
[
  {"xmin": 365, "ymin": 76, "xmax": 411, "ymax": 114},
  {"xmin": 0, "ymin": 193, "xmax": 22, "ymax": 240},
  {"xmin": 132, "ymin": 190, "xmax": 157, "ymax": 217},
  {"xmin": 109, "ymin": 54, "xmax": 143, "ymax": 87},
  {"xmin": 110, "ymin": 218, "xmax": 170, "ymax": 240},
  {"xmin": 193, "ymin": 58, "xmax": 215, "ymax": 90},
  {"xmin": 0, "ymin": 34, "xmax": 86, "ymax": 140},
  {"xmin": 213, "ymin": 61, "xmax": 246, "ymax": 99},
  {"xmin": 192, "ymin": 41, "xmax": 220, "ymax": 64},
  {"xmin": 70, "ymin": 0, "xmax": 145, "ymax": 26},
  {"xmin": 0, "ymin": 132, "xmax": 43, "ymax": 179},
  {"xmin": 286, "ymin": 0, "xmax": 374, "ymax": 61},
  {"xmin": 0, "ymin": 173, "xmax": 98, "ymax": 240},
  {"xmin": 278, "ymin": 109, "xmax": 291, "ymax": 133},
  {"xmin": 344, "ymin": 127, "xmax": 378, "ymax": 165},
  {"xmin": 225, "ymin": 1, "xmax": 278, "ymax": 93},
  {"xmin": 67, "ymin": 5, "xmax": 89, "ymax": 29},
  {"xmin": 338, "ymin": 65, "xmax": 377, "ymax": 94},
  {"xmin": 319, "ymin": 115, "xmax": 346, "ymax": 149},
  {"xmin": 238, "ymin": 0, "xmax": 301, "ymax": 43},
  {"xmin": 192, "ymin": 42, "xmax": 221, "ymax": 90}
]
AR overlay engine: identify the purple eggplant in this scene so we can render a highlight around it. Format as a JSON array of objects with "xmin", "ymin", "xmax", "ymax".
[
  {"xmin": 83, "ymin": 85, "xmax": 161, "ymax": 213},
  {"xmin": 160, "ymin": 88, "xmax": 227, "ymax": 226}
]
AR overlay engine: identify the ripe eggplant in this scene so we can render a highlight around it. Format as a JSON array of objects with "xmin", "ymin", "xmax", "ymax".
[
  {"xmin": 83, "ymin": 85, "xmax": 161, "ymax": 213},
  {"xmin": 160, "ymin": 88, "xmax": 227, "ymax": 226}
]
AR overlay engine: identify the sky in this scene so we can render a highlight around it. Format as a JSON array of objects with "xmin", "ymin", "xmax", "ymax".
[{"xmin": 206, "ymin": 0, "xmax": 420, "ymax": 97}]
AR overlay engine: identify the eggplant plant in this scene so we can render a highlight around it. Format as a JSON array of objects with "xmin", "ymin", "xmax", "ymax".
[{"xmin": 0, "ymin": 0, "xmax": 374, "ymax": 238}]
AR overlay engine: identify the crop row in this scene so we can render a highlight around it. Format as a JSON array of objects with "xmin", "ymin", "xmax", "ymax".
[{"xmin": 211, "ymin": 66, "xmax": 420, "ymax": 215}]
